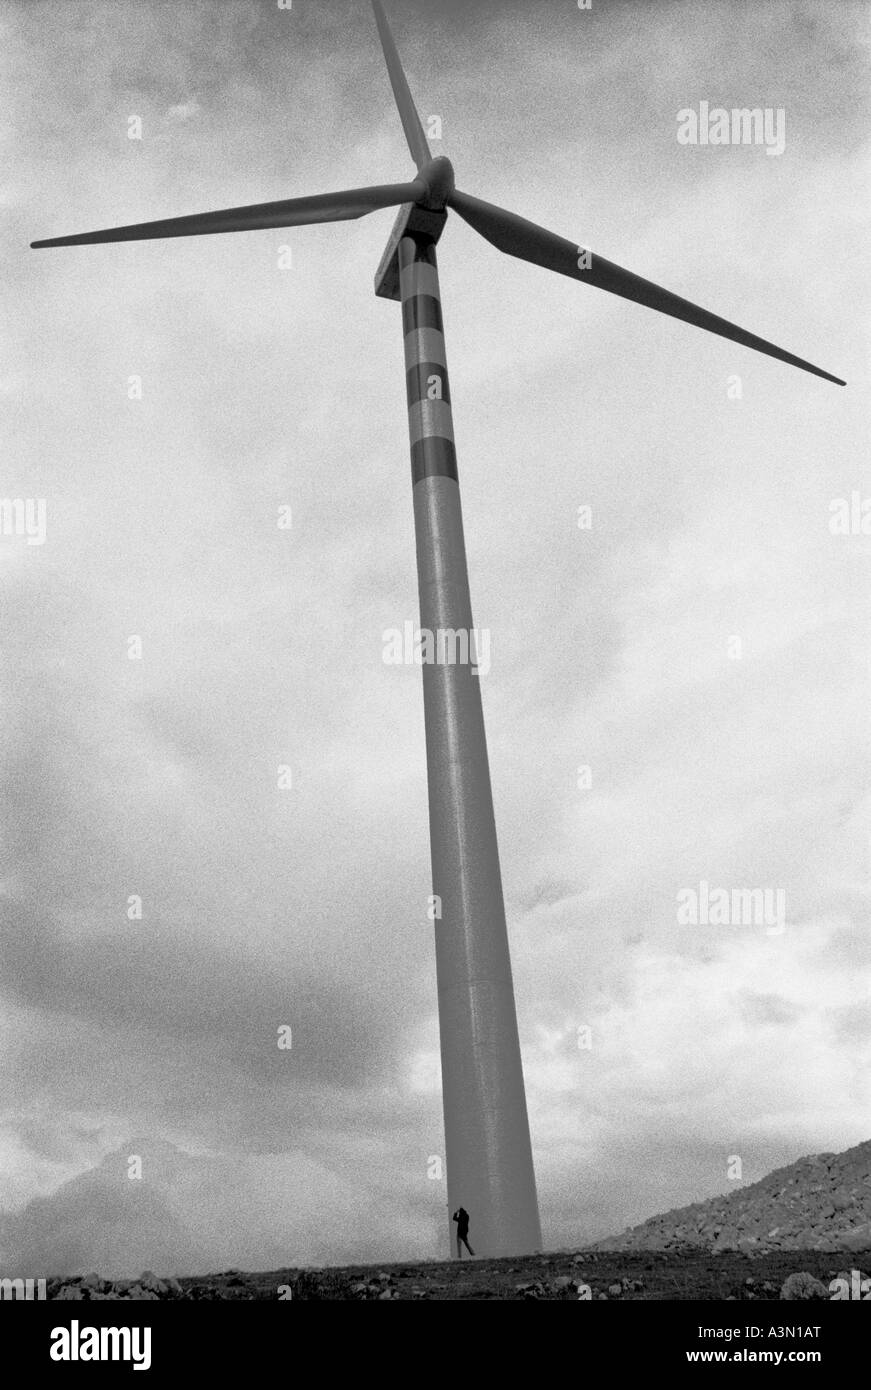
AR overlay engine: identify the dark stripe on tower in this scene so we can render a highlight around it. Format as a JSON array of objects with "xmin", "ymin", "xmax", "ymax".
[
  {"xmin": 398, "ymin": 235, "xmax": 456, "ymax": 487},
  {"xmin": 402, "ymin": 295, "xmax": 443, "ymax": 335},
  {"xmin": 405, "ymin": 361, "xmax": 451, "ymax": 406},
  {"xmin": 402, "ymin": 237, "xmax": 438, "ymax": 268},
  {"xmin": 411, "ymin": 436, "xmax": 458, "ymax": 485}
]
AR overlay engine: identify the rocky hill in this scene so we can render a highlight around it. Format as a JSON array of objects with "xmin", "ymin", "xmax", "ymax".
[{"xmin": 594, "ymin": 1139, "xmax": 871, "ymax": 1252}]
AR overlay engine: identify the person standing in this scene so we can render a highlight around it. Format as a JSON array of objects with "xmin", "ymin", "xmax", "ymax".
[{"xmin": 452, "ymin": 1206, "xmax": 475, "ymax": 1258}]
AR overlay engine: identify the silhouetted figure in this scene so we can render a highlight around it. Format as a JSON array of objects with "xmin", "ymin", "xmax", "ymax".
[{"xmin": 452, "ymin": 1206, "xmax": 475, "ymax": 1258}]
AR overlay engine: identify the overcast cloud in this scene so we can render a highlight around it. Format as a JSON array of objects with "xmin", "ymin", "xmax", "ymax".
[{"xmin": 1, "ymin": 0, "xmax": 869, "ymax": 1273}]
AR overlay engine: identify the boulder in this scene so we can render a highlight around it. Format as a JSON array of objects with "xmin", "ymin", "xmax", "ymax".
[
  {"xmin": 137, "ymin": 1271, "xmax": 167, "ymax": 1294},
  {"xmin": 515, "ymin": 1280, "xmax": 546, "ymax": 1299},
  {"xmin": 779, "ymin": 1272, "xmax": 829, "ymax": 1301}
]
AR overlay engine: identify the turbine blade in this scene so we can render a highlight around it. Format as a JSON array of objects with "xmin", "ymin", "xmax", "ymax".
[
  {"xmin": 371, "ymin": 0, "xmax": 431, "ymax": 172},
  {"xmin": 449, "ymin": 189, "xmax": 846, "ymax": 386},
  {"xmin": 31, "ymin": 181, "xmax": 424, "ymax": 248}
]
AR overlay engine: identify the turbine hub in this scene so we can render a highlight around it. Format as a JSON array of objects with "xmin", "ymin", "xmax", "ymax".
[{"xmin": 416, "ymin": 156, "xmax": 455, "ymax": 211}]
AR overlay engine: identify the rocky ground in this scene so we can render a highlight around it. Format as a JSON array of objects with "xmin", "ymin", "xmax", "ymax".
[
  {"xmin": 43, "ymin": 1138, "xmax": 871, "ymax": 1300},
  {"xmin": 44, "ymin": 1249, "xmax": 871, "ymax": 1300}
]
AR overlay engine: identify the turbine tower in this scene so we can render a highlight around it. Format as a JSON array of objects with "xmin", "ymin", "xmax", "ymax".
[{"xmin": 31, "ymin": 1, "xmax": 845, "ymax": 1259}]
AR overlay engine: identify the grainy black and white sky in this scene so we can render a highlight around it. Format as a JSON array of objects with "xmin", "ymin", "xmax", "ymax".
[{"xmin": 2, "ymin": 0, "xmax": 869, "ymax": 1274}]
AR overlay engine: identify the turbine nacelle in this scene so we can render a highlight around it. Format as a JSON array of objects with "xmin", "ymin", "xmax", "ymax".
[
  {"xmin": 372, "ymin": 160, "xmax": 454, "ymax": 301},
  {"xmin": 415, "ymin": 156, "xmax": 455, "ymax": 211}
]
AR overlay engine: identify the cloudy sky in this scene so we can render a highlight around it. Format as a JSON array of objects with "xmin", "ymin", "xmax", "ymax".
[{"xmin": 2, "ymin": 0, "xmax": 869, "ymax": 1275}]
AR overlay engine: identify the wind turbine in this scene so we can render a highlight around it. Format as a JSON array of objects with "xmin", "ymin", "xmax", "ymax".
[{"xmin": 31, "ymin": 1, "xmax": 845, "ymax": 1260}]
